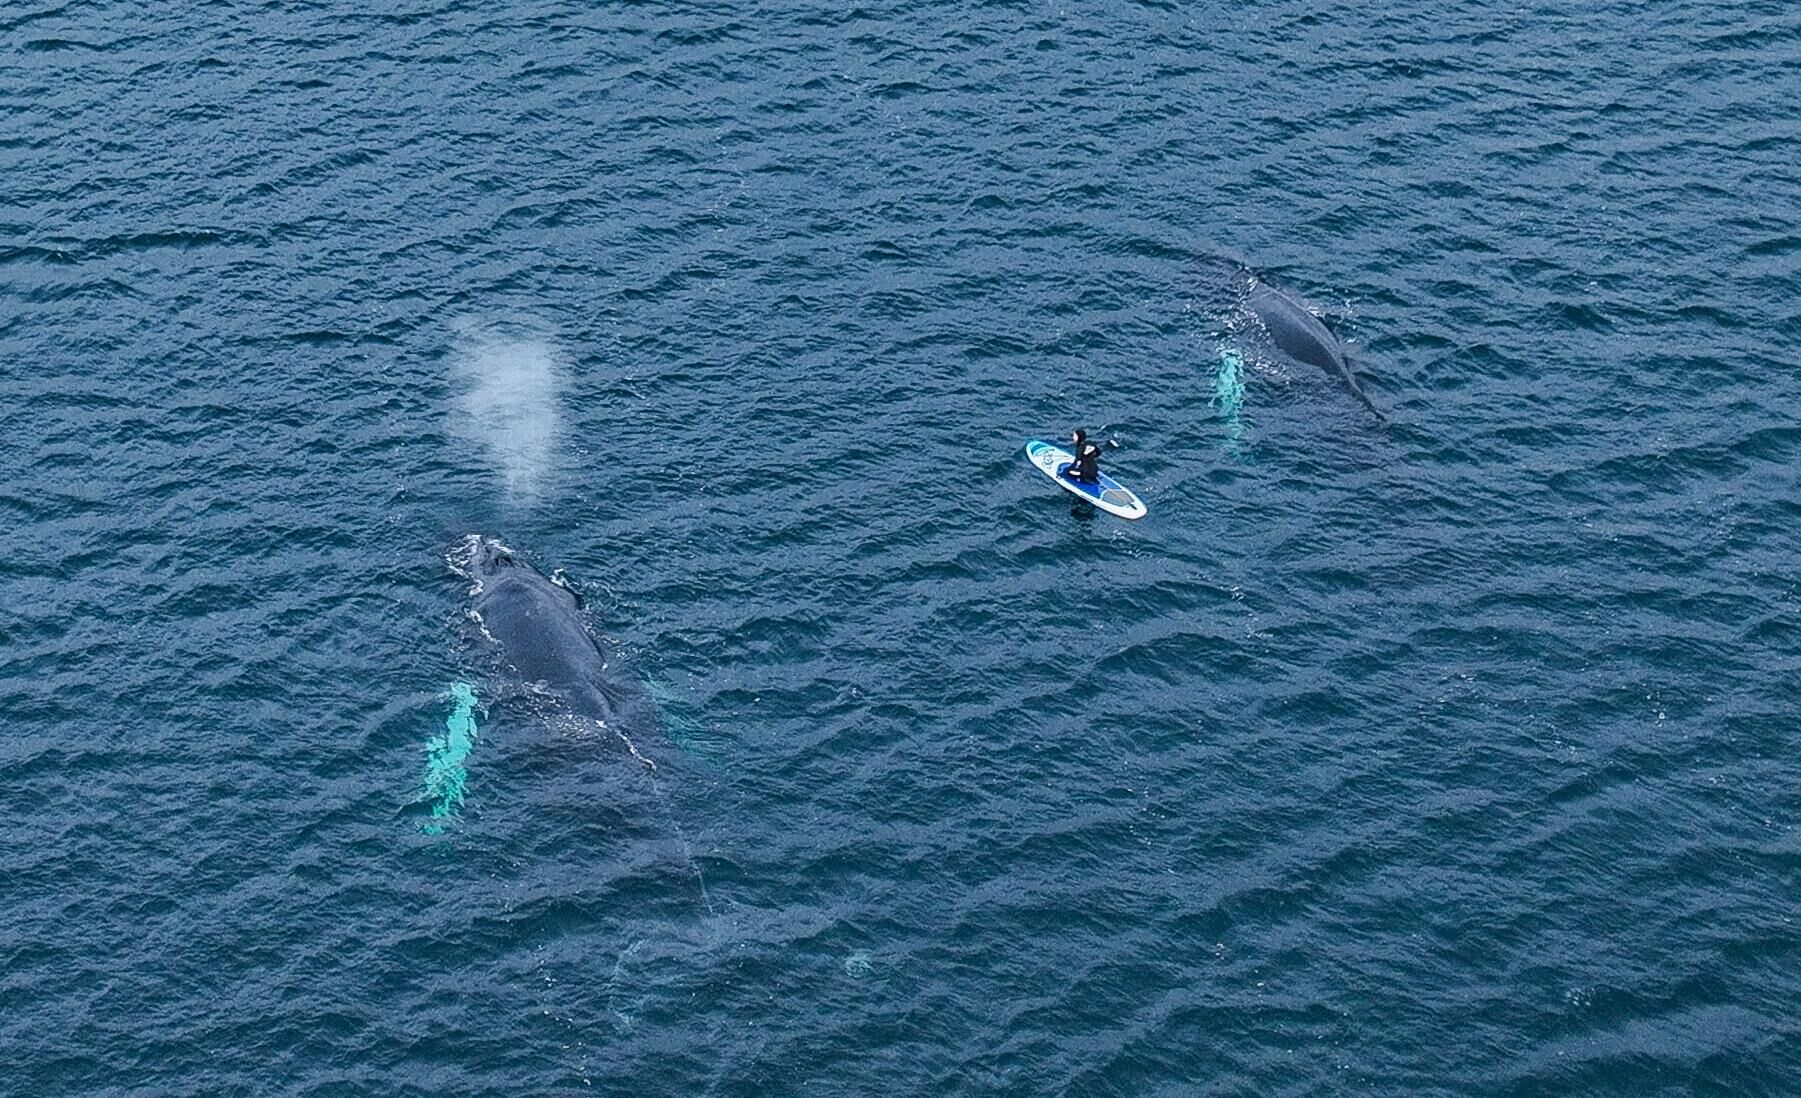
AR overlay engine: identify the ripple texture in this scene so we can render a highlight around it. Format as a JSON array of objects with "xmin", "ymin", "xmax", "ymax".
[{"xmin": 3, "ymin": 1, "xmax": 1799, "ymax": 1094}]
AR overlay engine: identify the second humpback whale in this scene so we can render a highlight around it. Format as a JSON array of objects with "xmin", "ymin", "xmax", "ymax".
[
  {"xmin": 457, "ymin": 534, "xmax": 646, "ymax": 737},
  {"xmin": 1244, "ymin": 279, "xmax": 1383, "ymax": 418}
]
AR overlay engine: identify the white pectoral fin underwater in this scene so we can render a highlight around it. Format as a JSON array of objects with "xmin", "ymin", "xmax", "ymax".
[
  {"xmin": 418, "ymin": 682, "xmax": 480, "ymax": 834},
  {"xmin": 1023, "ymin": 438, "xmax": 1148, "ymax": 520},
  {"xmin": 1214, "ymin": 346, "xmax": 1249, "ymax": 457}
]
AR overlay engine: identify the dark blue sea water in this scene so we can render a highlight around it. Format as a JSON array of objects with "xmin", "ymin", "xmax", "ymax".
[{"xmin": 4, "ymin": 1, "xmax": 1799, "ymax": 1093}]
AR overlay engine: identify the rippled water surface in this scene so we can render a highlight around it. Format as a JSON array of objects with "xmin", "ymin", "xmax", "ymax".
[{"xmin": 5, "ymin": 1, "xmax": 1799, "ymax": 1093}]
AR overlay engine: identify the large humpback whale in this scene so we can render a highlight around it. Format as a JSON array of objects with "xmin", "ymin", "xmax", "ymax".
[
  {"xmin": 446, "ymin": 538, "xmax": 709, "ymax": 910},
  {"xmin": 1244, "ymin": 279, "xmax": 1382, "ymax": 418},
  {"xmin": 458, "ymin": 535, "xmax": 648, "ymax": 743}
]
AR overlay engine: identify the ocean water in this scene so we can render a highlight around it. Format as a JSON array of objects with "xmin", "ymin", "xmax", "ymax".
[{"xmin": 3, "ymin": 0, "xmax": 1799, "ymax": 1093}]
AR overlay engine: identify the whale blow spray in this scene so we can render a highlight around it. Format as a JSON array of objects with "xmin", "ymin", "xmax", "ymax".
[{"xmin": 448, "ymin": 320, "xmax": 566, "ymax": 501}]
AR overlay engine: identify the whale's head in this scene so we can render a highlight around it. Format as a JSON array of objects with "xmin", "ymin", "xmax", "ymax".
[
  {"xmin": 454, "ymin": 534, "xmax": 522, "ymax": 593},
  {"xmin": 472, "ymin": 536, "xmax": 516, "ymax": 576}
]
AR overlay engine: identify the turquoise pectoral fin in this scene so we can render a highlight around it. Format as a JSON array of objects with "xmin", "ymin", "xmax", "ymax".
[
  {"xmin": 420, "ymin": 682, "xmax": 479, "ymax": 834},
  {"xmin": 1214, "ymin": 347, "xmax": 1246, "ymax": 414},
  {"xmin": 1214, "ymin": 346, "xmax": 1248, "ymax": 456}
]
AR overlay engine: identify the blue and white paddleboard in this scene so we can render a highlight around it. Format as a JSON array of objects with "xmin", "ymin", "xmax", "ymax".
[{"xmin": 1024, "ymin": 439, "xmax": 1148, "ymax": 520}]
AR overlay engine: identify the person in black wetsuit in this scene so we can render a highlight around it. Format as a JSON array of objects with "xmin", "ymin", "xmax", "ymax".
[{"xmin": 1064, "ymin": 428, "xmax": 1103, "ymax": 484}]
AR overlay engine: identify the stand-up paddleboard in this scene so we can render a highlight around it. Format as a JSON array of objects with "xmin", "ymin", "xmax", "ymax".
[{"xmin": 1024, "ymin": 439, "xmax": 1148, "ymax": 520}]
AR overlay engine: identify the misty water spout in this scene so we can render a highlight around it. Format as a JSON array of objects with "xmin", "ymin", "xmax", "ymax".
[{"xmin": 449, "ymin": 322, "xmax": 566, "ymax": 502}]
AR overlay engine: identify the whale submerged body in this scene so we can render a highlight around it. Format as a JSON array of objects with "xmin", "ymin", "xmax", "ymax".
[
  {"xmin": 460, "ymin": 535, "xmax": 629, "ymax": 724},
  {"xmin": 1244, "ymin": 279, "xmax": 1382, "ymax": 417}
]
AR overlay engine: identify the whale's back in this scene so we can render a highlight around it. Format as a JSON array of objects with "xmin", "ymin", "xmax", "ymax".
[
  {"xmin": 1246, "ymin": 281, "xmax": 1381, "ymax": 416},
  {"xmin": 475, "ymin": 565, "xmax": 618, "ymax": 718},
  {"xmin": 1247, "ymin": 283, "xmax": 1344, "ymax": 372}
]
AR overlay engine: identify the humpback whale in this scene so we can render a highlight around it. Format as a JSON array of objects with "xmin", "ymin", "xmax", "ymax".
[
  {"xmin": 458, "ymin": 535, "xmax": 637, "ymax": 728},
  {"xmin": 1244, "ymin": 279, "xmax": 1382, "ymax": 418},
  {"xmin": 445, "ymin": 540, "xmax": 708, "ymax": 909}
]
